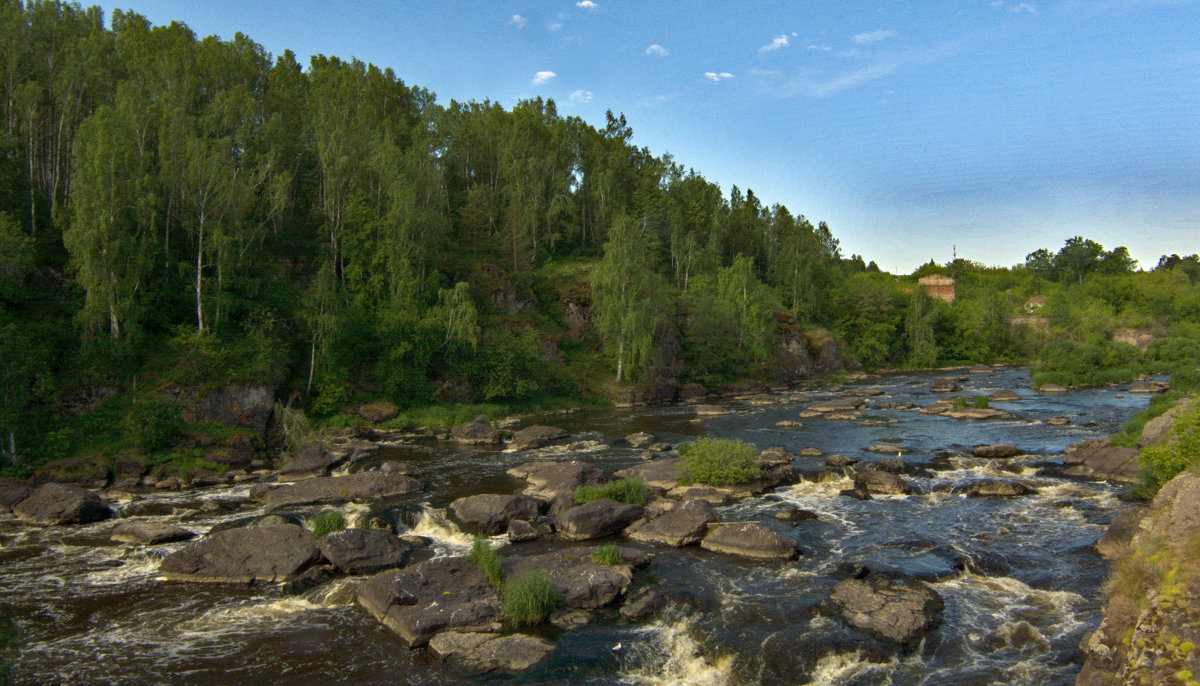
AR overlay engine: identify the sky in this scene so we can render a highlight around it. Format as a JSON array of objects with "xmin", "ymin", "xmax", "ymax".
[{"xmin": 94, "ymin": 0, "xmax": 1200, "ymax": 273}]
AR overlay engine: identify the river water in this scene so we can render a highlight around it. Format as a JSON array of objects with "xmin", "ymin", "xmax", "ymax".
[{"xmin": 1, "ymin": 368, "xmax": 1149, "ymax": 685}]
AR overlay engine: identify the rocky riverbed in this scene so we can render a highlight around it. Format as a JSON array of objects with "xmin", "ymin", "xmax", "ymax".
[{"xmin": 0, "ymin": 367, "xmax": 1163, "ymax": 684}]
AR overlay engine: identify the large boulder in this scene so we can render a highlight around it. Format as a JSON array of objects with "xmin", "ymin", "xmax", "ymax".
[
  {"xmin": 428, "ymin": 632, "xmax": 554, "ymax": 674},
  {"xmin": 700, "ymin": 522, "xmax": 799, "ymax": 560},
  {"xmin": 449, "ymin": 494, "xmax": 540, "ymax": 535},
  {"xmin": 1095, "ymin": 508, "xmax": 1146, "ymax": 560},
  {"xmin": 988, "ymin": 389, "xmax": 1021, "ymax": 402},
  {"xmin": 1139, "ymin": 399, "xmax": 1196, "ymax": 447},
  {"xmin": 316, "ymin": 528, "xmax": 413, "ymax": 575},
  {"xmin": 1062, "ymin": 439, "xmax": 1141, "ymax": 483},
  {"xmin": 159, "ymin": 384, "xmax": 274, "ymax": 430},
  {"xmin": 111, "ymin": 521, "xmax": 196, "ymax": 545},
  {"xmin": 503, "ymin": 550, "xmax": 633, "ymax": 609},
  {"xmin": 854, "ymin": 469, "xmax": 913, "ymax": 496},
  {"xmin": 278, "ymin": 443, "xmax": 346, "ymax": 481},
  {"xmin": 625, "ymin": 432, "xmax": 656, "ymax": 448},
  {"xmin": 614, "ymin": 458, "xmax": 681, "ymax": 492},
  {"xmin": 1129, "ymin": 380, "xmax": 1170, "ymax": 394},
  {"xmin": 626, "ymin": 499, "xmax": 718, "ymax": 547},
  {"xmin": 250, "ymin": 472, "xmax": 422, "ymax": 508},
  {"xmin": 972, "ymin": 444, "xmax": 1022, "ymax": 459},
  {"xmin": 554, "ymin": 498, "xmax": 645, "ymax": 541},
  {"xmin": 507, "ymin": 425, "xmax": 568, "ymax": 451},
  {"xmin": 507, "ymin": 460, "xmax": 607, "ymax": 502},
  {"xmin": 960, "ymin": 480, "xmax": 1035, "ymax": 498},
  {"xmin": 13, "ymin": 483, "xmax": 113, "ymax": 526},
  {"xmin": 357, "ymin": 401, "xmax": 399, "ymax": 424},
  {"xmin": 0, "ymin": 479, "xmax": 32, "ymax": 513},
  {"xmin": 830, "ymin": 573, "xmax": 944, "ymax": 645},
  {"xmin": 929, "ymin": 377, "xmax": 960, "ymax": 393},
  {"xmin": 355, "ymin": 557, "xmax": 503, "ymax": 646},
  {"xmin": 451, "ymin": 420, "xmax": 501, "ymax": 445},
  {"xmin": 1132, "ymin": 471, "xmax": 1200, "ymax": 549},
  {"xmin": 159, "ymin": 524, "xmax": 322, "ymax": 583}
]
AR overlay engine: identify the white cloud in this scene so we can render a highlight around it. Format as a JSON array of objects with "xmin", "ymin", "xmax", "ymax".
[
  {"xmin": 807, "ymin": 44, "xmax": 832, "ymax": 51},
  {"xmin": 510, "ymin": 14, "xmax": 527, "ymax": 28},
  {"xmin": 548, "ymin": 22, "xmax": 563, "ymax": 31},
  {"xmin": 531, "ymin": 71, "xmax": 557, "ymax": 85},
  {"xmin": 759, "ymin": 34, "xmax": 790, "ymax": 53},
  {"xmin": 853, "ymin": 29, "xmax": 897, "ymax": 45},
  {"xmin": 576, "ymin": 0, "xmax": 598, "ymax": 9},
  {"xmin": 569, "ymin": 89, "xmax": 593, "ymax": 103},
  {"xmin": 704, "ymin": 71, "xmax": 734, "ymax": 82},
  {"xmin": 645, "ymin": 43, "xmax": 669, "ymax": 57},
  {"xmin": 780, "ymin": 41, "xmax": 962, "ymax": 97},
  {"xmin": 1009, "ymin": 2, "xmax": 1039, "ymax": 12}
]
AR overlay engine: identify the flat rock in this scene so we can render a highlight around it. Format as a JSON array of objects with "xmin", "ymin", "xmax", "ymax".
[
  {"xmin": 429, "ymin": 632, "xmax": 554, "ymax": 674},
  {"xmin": 316, "ymin": 528, "xmax": 413, "ymax": 575},
  {"xmin": 555, "ymin": 498, "xmax": 645, "ymax": 541},
  {"xmin": 278, "ymin": 443, "xmax": 345, "ymax": 481},
  {"xmin": 13, "ymin": 483, "xmax": 113, "ymax": 526},
  {"xmin": 508, "ymin": 425, "xmax": 568, "ymax": 451},
  {"xmin": 810, "ymin": 398, "xmax": 866, "ymax": 413},
  {"xmin": 111, "ymin": 521, "xmax": 196, "ymax": 545},
  {"xmin": 854, "ymin": 469, "xmax": 913, "ymax": 495},
  {"xmin": 1046, "ymin": 416, "xmax": 1071, "ymax": 426},
  {"xmin": 941, "ymin": 408, "xmax": 1013, "ymax": 420},
  {"xmin": 988, "ymin": 389, "xmax": 1021, "ymax": 402},
  {"xmin": 503, "ymin": 550, "xmax": 633, "ymax": 609},
  {"xmin": 250, "ymin": 472, "xmax": 422, "ymax": 508},
  {"xmin": 700, "ymin": 522, "xmax": 799, "ymax": 560},
  {"xmin": 1062, "ymin": 439, "xmax": 1141, "ymax": 483},
  {"xmin": 357, "ymin": 401, "xmax": 399, "ymax": 423},
  {"xmin": 1128, "ymin": 380, "xmax": 1170, "ymax": 394},
  {"xmin": 972, "ymin": 444, "xmax": 1022, "ymax": 459},
  {"xmin": 614, "ymin": 458, "xmax": 681, "ymax": 491},
  {"xmin": 693, "ymin": 404, "xmax": 728, "ymax": 416},
  {"xmin": 549, "ymin": 607, "xmax": 591, "ymax": 630},
  {"xmin": 508, "ymin": 460, "xmax": 607, "ymax": 502},
  {"xmin": 758, "ymin": 447, "xmax": 793, "ymax": 468},
  {"xmin": 451, "ymin": 420, "xmax": 501, "ymax": 445},
  {"xmin": 1038, "ymin": 383, "xmax": 1068, "ymax": 393},
  {"xmin": 626, "ymin": 499, "xmax": 718, "ymax": 547},
  {"xmin": 666, "ymin": 485, "xmax": 733, "ymax": 505},
  {"xmin": 775, "ymin": 506, "xmax": 818, "ymax": 523},
  {"xmin": 797, "ymin": 447, "xmax": 824, "ymax": 458},
  {"xmin": 355, "ymin": 557, "xmax": 502, "ymax": 646},
  {"xmin": 865, "ymin": 444, "xmax": 905, "ymax": 456},
  {"xmin": 830, "ymin": 573, "xmax": 944, "ymax": 645},
  {"xmin": 625, "ymin": 432, "xmax": 656, "ymax": 448},
  {"xmin": 961, "ymin": 480, "xmax": 1036, "ymax": 498},
  {"xmin": 620, "ymin": 586, "xmax": 665, "ymax": 621},
  {"xmin": 825, "ymin": 455, "xmax": 858, "ymax": 467},
  {"xmin": 929, "ymin": 377, "xmax": 960, "ymax": 393},
  {"xmin": 159, "ymin": 524, "xmax": 322, "ymax": 583},
  {"xmin": 449, "ymin": 494, "xmax": 540, "ymax": 535}
]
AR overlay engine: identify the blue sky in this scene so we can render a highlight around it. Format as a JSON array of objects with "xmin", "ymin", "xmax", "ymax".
[{"xmin": 97, "ymin": 0, "xmax": 1199, "ymax": 273}]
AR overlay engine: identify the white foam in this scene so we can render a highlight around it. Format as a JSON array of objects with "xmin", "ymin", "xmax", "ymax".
[{"xmin": 617, "ymin": 614, "xmax": 733, "ymax": 685}]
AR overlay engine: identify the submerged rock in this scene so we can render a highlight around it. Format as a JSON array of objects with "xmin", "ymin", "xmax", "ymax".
[
  {"xmin": 830, "ymin": 573, "xmax": 944, "ymax": 645},
  {"xmin": 356, "ymin": 557, "xmax": 502, "ymax": 646},
  {"xmin": 13, "ymin": 483, "xmax": 113, "ymax": 526},
  {"xmin": 428, "ymin": 631, "xmax": 554, "ymax": 674},
  {"xmin": 159, "ymin": 524, "xmax": 322, "ymax": 584},
  {"xmin": 700, "ymin": 522, "xmax": 799, "ymax": 560}
]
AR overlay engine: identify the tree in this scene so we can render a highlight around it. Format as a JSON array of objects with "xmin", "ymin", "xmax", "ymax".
[
  {"xmin": 593, "ymin": 214, "xmax": 662, "ymax": 383},
  {"xmin": 905, "ymin": 290, "xmax": 939, "ymax": 367},
  {"xmin": 1054, "ymin": 236, "xmax": 1105, "ymax": 285}
]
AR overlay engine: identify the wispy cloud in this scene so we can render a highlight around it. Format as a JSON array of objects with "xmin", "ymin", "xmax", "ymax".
[
  {"xmin": 807, "ymin": 44, "xmax": 832, "ymax": 52},
  {"xmin": 704, "ymin": 71, "xmax": 734, "ymax": 82},
  {"xmin": 759, "ymin": 34, "xmax": 790, "ymax": 53},
  {"xmin": 531, "ymin": 71, "xmax": 557, "ymax": 85},
  {"xmin": 548, "ymin": 22, "xmax": 563, "ymax": 31},
  {"xmin": 569, "ymin": 89, "xmax": 593, "ymax": 103},
  {"xmin": 510, "ymin": 14, "xmax": 527, "ymax": 28},
  {"xmin": 853, "ymin": 29, "xmax": 897, "ymax": 45},
  {"xmin": 771, "ymin": 41, "xmax": 962, "ymax": 98},
  {"xmin": 645, "ymin": 43, "xmax": 669, "ymax": 57},
  {"xmin": 576, "ymin": 0, "xmax": 598, "ymax": 9},
  {"xmin": 1010, "ymin": 2, "xmax": 1039, "ymax": 12}
]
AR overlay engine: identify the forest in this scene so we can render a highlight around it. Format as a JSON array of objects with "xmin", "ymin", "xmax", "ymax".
[{"xmin": 1, "ymin": 2, "xmax": 1198, "ymax": 476}]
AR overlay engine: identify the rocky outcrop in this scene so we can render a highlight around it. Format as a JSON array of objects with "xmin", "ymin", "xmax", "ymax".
[
  {"xmin": 111, "ymin": 521, "xmax": 196, "ymax": 545},
  {"xmin": 829, "ymin": 573, "xmax": 944, "ymax": 645},
  {"xmin": 159, "ymin": 524, "xmax": 322, "ymax": 583},
  {"xmin": 960, "ymin": 480, "xmax": 1035, "ymax": 498},
  {"xmin": 0, "ymin": 480, "xmax": 32, "ymax": 513},
  {"xmin": 929, "ymin": 377, "xmax": 960, "ymax": 393},
  {"xmin": 972, "ymin": 444, "xmax": 1022, "ymax": 459},
  {"xmin": 316, "ymin": 528, "xmax": 413, "ymax": 575},
  {"xmin": 357, "ymin": 401, "xmax": 399, "ymax": 424},
  {"xmin": 356, "ymin": 557, "xmax": 503, "ymax": 646},
  {"xmin": 614, "ymin": 458, "xmax": 680, "ymax": 492},
  {"xmin": 503, "ymin": 550, "xmax": 633, "ymax": 609},
  {"xmin": 507, "ymin": 425, "xmax": 568, "ymax": 451},
  {"xmin": 988, "ymin": 389, "xmax": 1021, "ymax": 401},
  {"xmin": 626, "ymin": 499, "xmax": 718, "ymax": 547},
  {"xmin": 554, "ymin": 499, "xmax": 645, "ymax": 541},
  {"xmin": 508, "ymin": 460, "xmax": 607, "ymax": 503},
  {"xmin": 451, "ymin": 420, "xmax": 501, "ymax": 445},
  {"xmin": 449, "ymin": 494, "xmax": 540, "ymax": 535},
  {"xmin": 278, "ymin": 443, "xmax": 345, "ymax": 480},
  {"xmin": 853, "ymin": 469, "xmax": 913, "ymax": 496},
  {"xmin": 250, "ymin": 471, "xmax": 422, "ymax": 508},
  {"xmin": 13, "ymin": 483, "xmax": 113, "ymax": 526},
  {"xmin": 428, "ymin": 631, "xmax": 554, "ymax": 674},
  {"xmin": 159, "ymin": 384, "xmax": 274, "ymax": 430},
  {"xmin": 699, "ymin": 522, "xmax": 799, "ymax": 560},
  {"xmin": 1139, "ymin": 398, "xmax": 1196, "ymax": 447},
  {"xmin": 1129, "ymin": 380, "xmax": 1170, "ymax": 394},
  {"xmin": 1061, "ymin": 439, "xmax": 1141, "ymax": 483}
]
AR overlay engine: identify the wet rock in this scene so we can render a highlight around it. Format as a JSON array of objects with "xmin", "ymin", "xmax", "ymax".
[
  {"xmin": 746, "ymin": 393, "xmax": 780, "ymax": 406},
  {"xmin": 1128, "ymin": 380, "xmax": 1170, "ymax": 394},
  {"xmin": 775, "ymin": 506, "xmax": 817, "ymax": 523},
  {"xmin": 929, "ymin": 377, "xmax": 960, "ymax": 393},
  {"xmin": 865, "ymin": 444, "xmax": 905, "ymax": 456},
  {"xmin": 854, "ymin": 469, "xmax": 913, "ymax": 496},
  {"xmin": 1047, "ymin": 416, "xmax": 1071, "ymax": 426},
  {"xmin": 826, "ymin": 455, "xmax": 858, "ymax": 468},
  {"xmin": 988, "ymin": 389, "xmax": 1021, "ymax": 402},
  {"xmin": 449, "ymin": 494, "xmax": 540, "ymax": 536},
  {"xmin": 841, "ymin": 488, "xmax": 873, "ymax": 501},
  {"xmin": 666, "ymin": 485, "xmax": 733, "ymax": 505},
  {"xmin": 1038, "ymin": 383, "xmax": 1068, "ymax": 393},
  {"xmin": 507, "ymin": 425, "xmax": 568, "ymax": 451},
  {"xmin": 758, "ymin": 447, "xmax": 793, "ymax": 469},
  {"xmin": 504, "ymin": 550, "xmax": 633, "ymax": 609},
  {"xmin": 356, "ymin": 557, "xmax": 502, "ymax": 646},
  {"xmin": 507, "ymin": 519, "xmax": 541, "ymax": 543},
  {"xmin": 972, "ymin": 444, "xmax": 1022, "ymax": 459},
  {"xmin": 626, "ymin": 499, "xmax": 718, "ymax": 547},
  {"xmin": 700, "ymin": 522, "xmax": 800, "ymax": 560},
  {"xmin": 428, "ymin": 631, "xmax": 554, "ymax": 674},
  {"xmin": 774, "ymin": 420, "xmax": 805, "ymax": 428},
  {"xmin": 846, "ymin": 388, "xmax": 886, "ymax": 397},
  {"xmin": 110, "ymin": 521, "xmax": 196, "ymax": 545},
  {"xmin": 549, "ymin": 607, "xmax": 591, "ymax": 630},
  {"xmin": 159, "ymin": 524, "xmax": 322, "ymax": 583},
  {"xmin": 829, "ymin": 573, "xmax": 944, "ymax": 645},
  {"xmin": 316, "ymin": 528, "xmax": 413, "ymax": 575},
  {"xmin": 620, "ymin": 587, "xmax": 665, "ymax": 621},
  {"xmin": 810, "ymin": 398, "xmax": 866, "ymax": 413},
  {"xmin": 357, "ymin": 401, "xmax": 399, "ymax": 424},
  {"xmin": 555, "ymin": 499, "xmax": 645, "ymax": 541},
  {"xmin": 508, "ymin": 460, "xmax": 607, "ymax": 502},
  {"xmin": 13, "ymin": 483, "xmax": 113, "ymax": 526},
  {"xmin": 278, "ymin": 443, "xmax": 345, "ymax": 481},
  {"xmin": 615, "ymin": 458, "xmax": 681, "ymax": 491},
  {"xmin": 1095, "ymin": 507, "xmax": 1146, "ymax": 560},
  {"xmin": 941, "ymin": 407, "xmax": 1014, "ymax": 420},
  {"xmin": 693, "ymin": 404, "xmax": 727, "ymax": 416},
  {"xmin": 961, "ymin": 480, "xmax": 1035, "ymax": 498},
  {"xmin": 0, "ymin": 480, "xmax": 32, "ymax": 513},
  {"xmin": 281, "ymin": 564, "xmax": 336, "ymax": 594},
  {"xmin": 250, "ymin": 472, "xmax": 423, "ymax": 508},
  {"xmin": 450, "ymin": 420, "xmax": 501, "ymax": 445},
  {"xmin": 1061, "ymin": 439, "xmax": 1141, "ymax": 483},
  {"xmin": 625, "ymin": 432, "xmax": 656, "ymax": 448}
]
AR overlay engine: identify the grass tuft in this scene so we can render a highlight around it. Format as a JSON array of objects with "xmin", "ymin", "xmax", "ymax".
[
  {"xmin": 310, "ymin": 510, "xmax": 346, "ymax": 538},
  {"xmin": 591, "ymin": 543, "xmax": 623, "ymax": 565},
  {"xmin": 469, "ymin": 536, "xmax": 504, "ymax": 588},
  {"xmin": 502, "ymin": 571, "xmax": 559, "ymax": 626},
  {"xmin": 574, "ymin": 478, "xmax": 648, "ymax": 505}
]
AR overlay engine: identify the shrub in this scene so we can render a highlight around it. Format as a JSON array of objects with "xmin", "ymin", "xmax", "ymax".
[
  {"xmin": 676, "ymin": 437, "xmax": 761, "ymax": 486},
  {"xmin": 310, "ymin": 510, "xmax": 346, "ymax": 538},
  {"xmin": 972, "ymin": 395, "xmax": 990, "ymax": 409},
  {"xmin": 124, "ymin": 401, "xmax": 183, "ymax": 452},
  {"xmin": 953, "ymin": 396, "xmax": 969, "ymax": 409},
  {"xmin": 1111, "ymin": 393, "xmax": 1181, "ymax": 448},
  {"xmin": 469, "ymin": 536, "xmax": 504, "ymax": 588},
  {"xmin": 1134, "ymin": 401, "xmax": 1200, "ymax": 497},
  {"xmin": 574, "ymin": 478, "xmax": 648, "ymax": 505},
  {"xmin": 502, "ymin": 570, "xmax": 559, "ymax": 626},
  {"xmin": 591, "ymin": 543, "xmax": 623, "ymax": 565}
]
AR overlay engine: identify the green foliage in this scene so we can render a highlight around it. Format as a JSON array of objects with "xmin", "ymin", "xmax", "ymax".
[
  {"xmin": 1111, "ymin": 393, "xmax": 1182, "ymax": 448},
  {"xmin": 469, "ymin": 536, "xmax": 504, "ymax": 588},
  {"xmin": 973, "ymin": 395, "xmax": 990, "ymax": 409},
  {"xmin": 592, "ymin": 214, "xmax": 665, "ymax": 383},
  {"xmin": 470, "ymin": 328, "xmax": 543, "ymax": 402},
  {"xmin": 574, "ymin": 478, "xmax": 648, "ymax": 505},
  {"xmin": 676, "ymin": 437, "xmax": 761, "ymax": 486},
  {"xmin": 123, "ymin": 401, "xmax": 183, "ymax": 452},
  {"xmin": 310, "ymin": 510, "xmax": 346, "ymax": 538},
  {"xmin": 591, "ymin": 543, "xmax": 623, "ymax": 565},
  {"xmin": 1032, "ymin": 339, "xmax": 1143, "ymax": 387},
  {"xmin": 1136, "ymin": 401, "xmax": 1200, "ymax": 496},
  {"xmin": 502, "ymin": 570, "xmax": 559, "ymax": 626}
]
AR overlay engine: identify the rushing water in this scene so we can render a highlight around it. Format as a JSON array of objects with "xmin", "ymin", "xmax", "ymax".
[{"xmin": 1, "ymin": 368, "xmax": 1151, "ymax": 685}]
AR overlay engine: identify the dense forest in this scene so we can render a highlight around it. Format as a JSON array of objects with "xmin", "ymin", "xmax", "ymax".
[{"xmin": 2, "ymin": 2, "xmax": 1198, "ymax": 476}]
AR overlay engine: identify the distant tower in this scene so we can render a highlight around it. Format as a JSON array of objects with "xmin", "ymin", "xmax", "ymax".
[{"xmin": 953, "ymin": 244, "xmax": 957, "ymax": 262}]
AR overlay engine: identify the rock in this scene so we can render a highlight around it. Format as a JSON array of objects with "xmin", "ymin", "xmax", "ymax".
[
  {"xmin": 504, "ymin": 550, "xmax": 633, "ymax": 609},
  {"xmin": 508, "ymin": 460, "xmax": 607, "ymax": 502},
  {"xmin": 775, "ymin": 506, "xmax": 817, "ymax": 523},
  {"xmin": 774, "ymin": 420, "xmax": 805, "ymax": 428},
  {"xmin": 679, "ymin": 383, "xmax": 709, "ymax": 402},
  {"xmin": 1047, "ymin": 416, "xmax": 1071, "ymax": 426},
  {"xmin": 693, "ymin": 404, "xmax": 727, "ymax": 416},
  {"xmin": 555, "ymin": 499, "xmax": 645, "ymax": 541},
  {"xmin": 854, "ymin": 470, "xmax": 913, "ymax": 496},
  {"xmin": 865, "ymin": 444, "xmax": 905, "ymax": 456},
  {"xmin": 626, "ymin": 499, "xmax": 718, "ymax": 547},
  {"xmin": 496, "ymin": 416, "xmax": 522, "ymax": 430},
  {"xmin": 13, "ymin": 483, "xmax": 113, "ymax": 526},
  {"xmin": 961, "ymin": 480, "xmax": 1035, "ymax": 498},
  {"xmin": 1139, "ymin": 399, "xmax": 1196, "ymax": 447},
  {"xmin": 841, "ymin": 487, "xmax": 873, "ymax": 501},
  {"xmin": 1132, "ymin": 471, "xmax": 1200, "ymax": 549},
  {"xmin": 281, "ymin": 564, "xmax": 337, "ymax": 594},
  {"xmin": 666, "ymin": 485, "xmax": 733, "ymax": 505},
  {"xmin": 646, "ymin": 442, "xmax": 673, "ymax": 452},
  {"xmin": 758, "ymin": 447, "xmax": 793, "ymax": 468},
  {"xmin": 159, "ymin": 524, "xmax": 322, "ymax": 583},
  {"xmin": 810, "ymin": 398, "xmax": 866, "ymax": 413},
  {"xmin": 972, "ymin": 444, "xmax": 1022, "ymax": 459},
  {"xmin": 508, "ymin": 425, "xmax": 568, "ymax": 451},
  {"xmin": 988, "ymin": 389, "xmax": 1021, "ymax": 402},
  {"xmin": 700, "ymin": 522, "xmax": 799, "ymax": 560},
  {"xmin": 746, "ymin": 393, "xmax": 780, "ymax": 406},
  {"xmin": 428, "ymin": 632, "xmax": 554, "ymax": 674},
  {"xmin": 1038, "ymin": 383, "xmax": 1068, "ymax": 393},
  {"xmin": 798, "ymin": 447, "xmax": 823, "ymax": 458},
  {"xmin": 1128, "ymin": 380, "xmax": 1170, "ymax": 394},
  {"xmin": 451, "ymin": 420, "xmax": 501, "ymax": 445},
  {"xmin": 1095, "ymin": 508, "xmax": 1145, "ymax": 560},
  {"xmin": 316, "ymin": 528, "xmax": 413, "ymax": 574},
  {"xmin": 110, "ymin": 522, "xmax": 196, "ymax": 545},
  {"xmin": 929, "ymin": 377, "xmax": 960, "ymax": 393},
  {"xmin": 158, "ymin": 384, "xmax": 275, "ymax": 430},
  {"xmin": 625, "ymin": 432, "xmax": 656, "ymax": 448},
  {"xmin": 825, "ymin": 455, "xmax": 858, "ymax": 467},
  {"xmin": 357, "ymin": 401, "xmax": 399, "ymax": 423},
  {"xmin": 0, "ymin": 480, "xmax": 32, "ymax": 513},
  {"xmin": 940, "ymin": 407, "xmax": 1013, "ymax": 420},
  {"xmin": 620, "ymin": 587, "xmax": 665, "ymax": 621},
  {"xmin": 356, "ymin": 557, "xmax": 502, "ymax": 646},
  {"xmin": 250, "ymin": 472, "xmax": 422, "ymax": 508},
  {"xmin": 278, "ymin": 443, "xmax": 345, "ymax": 480},
  {"xmin": 1062, "ymin": 439, "xmax": 1141, "ymax": 483},
  {"xmin": 829, "ymin": 573, "xmax": 944, "ymax": 645},
  {"xmin": 614, "ymin": 458, "xmax": 681, "ymax": 491},
  {"xmin": 449, "ymin": 494, "xmax": 540, "ymax": 536},
  {"xmin": 969, "ymin": 364, "xmax": 991, "ymax": 373},
  {"xmin": 549, "ymin": 607, "xmax": 591, "ymax": 630},
  {"xmin": 507, "ymin": 519, "xmax": 541, "ymax": 543}
]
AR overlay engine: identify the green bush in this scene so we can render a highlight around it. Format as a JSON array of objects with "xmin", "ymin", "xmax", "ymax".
[
  {"xmin": 953, "ymin": 396, "xmax": 969, "ymax": 409},
  {"xmin": 574, "ymin": 478, "xmax": 648, "ymax": 505},
  {"xmin": 1170, "ymin": 367, "xmax": 1200, "ymax": 394},
  {"xmin": 123, "ymin": 401, "xmax": 183, "ymax": 452},
  {"xmin": 502, "ymin": 570, "xmax": 559, "ymax": 626},
  {"xmin": 591, "ymin": 543, "xmax": 623, "ymax": 565},
  {"xmin": 310, "ymin": 510, "xmax": 346, "ymax": 538},
  {"xmin": 973, "ymin": 395, "xmax": 990, "ymax": 409},
  {"xmin": 676, "ymin": 437, "xmax": 761, "ymax": 486},
  {"xmin": 1111, "ymin": 393, "xmax": 1181, "ymax": 448},
  {"xmin": 1135, "ymin": 401, "xmax": 1200, "ymax": 497},
  {"xmin": 469, "ymin": 536, "xmax": 504, "ymax": 588}
]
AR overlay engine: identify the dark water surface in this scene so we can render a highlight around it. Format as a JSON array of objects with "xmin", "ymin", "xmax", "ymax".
[{"xmin": 2, "ymin": 368, "xmax": 1150, "ymax": 685}]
